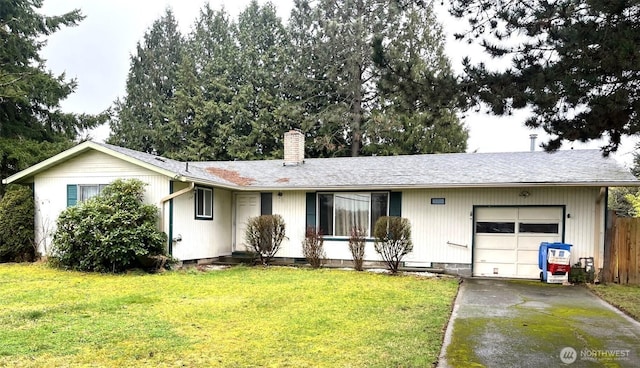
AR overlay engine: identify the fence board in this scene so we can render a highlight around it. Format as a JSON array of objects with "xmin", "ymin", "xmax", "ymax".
[{"xmin": 607, "ymin": 214, "xmax": 640, "ymax": 285}]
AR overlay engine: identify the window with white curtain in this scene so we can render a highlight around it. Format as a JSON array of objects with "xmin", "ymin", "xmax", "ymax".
[
  {"xmin": 78, "ymin": 184, "xmax": 107, "ymax": 202},
  {"xmin": 318, "ymin": 192, "xmax": 389, "ymax": 237}
]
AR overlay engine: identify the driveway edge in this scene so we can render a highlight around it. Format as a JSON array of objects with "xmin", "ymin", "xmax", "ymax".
[{"xmin": 436, "ymin": 279, "xmax": 465, "ymax": 368}]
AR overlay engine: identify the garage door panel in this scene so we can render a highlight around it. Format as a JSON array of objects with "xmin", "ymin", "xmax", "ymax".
[
  {"xmin": 476, "ymin": 236, "xmax": 518, "ymax": 250},
  {"xmin": 517, "ymin": 237, "xmax": 555, "ymax": 250},
  {"xmin": 475, "ymin": 207, "xmax": 517, "ymax": 220},
  {"xmin": 475, "ymin": 249, "xmax": 517, "ymax": 263},
  {"xmin": 517, "ymin": 249, "xmax": 539, "ymax": 263},
  {"xmin": 519, "ymin": 207, "xmax": 562, "ymax": 220},
  {"xmin": 474, "ymin": 262, "xmax": 517, "ymax": 277}
]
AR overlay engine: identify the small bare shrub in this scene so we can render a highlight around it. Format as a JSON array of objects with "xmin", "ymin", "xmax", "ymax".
[
  {"xmin": 302, "ymin": 227, "xmax": 325, "ymax": 268},
  {"xmin": 245, "ymin": 215, "xmax": 286, "ymax": 265},
  {"xmin": 348, "ymin": 227, "xmax": 366, "ymax": 271},
  {"xmin": 373, "ymin": 216, "xmax": 413, "ymax": 274}
]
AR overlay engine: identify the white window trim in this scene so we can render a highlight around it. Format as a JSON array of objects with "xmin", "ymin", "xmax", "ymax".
[{"xmin": 195, "ymin": 187, "xmax": 214, "ymax": 220}]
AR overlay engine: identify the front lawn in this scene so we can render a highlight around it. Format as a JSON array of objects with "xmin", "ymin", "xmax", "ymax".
[
  {"xmin": 0, "ymin": 264, "xmax": 458, "ymax": 367},
  {"xmin": 588, "ymin": 283, "xmax": 640, "ymax": 321}
]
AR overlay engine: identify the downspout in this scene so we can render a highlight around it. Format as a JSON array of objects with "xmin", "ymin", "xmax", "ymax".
[
  {"xmin": 159, "ymin": 182, "xmax": 195, "ymax": 254},
  {"xmin": 594, "ymin": 187, "xmax": 607, "ymax": 274}
]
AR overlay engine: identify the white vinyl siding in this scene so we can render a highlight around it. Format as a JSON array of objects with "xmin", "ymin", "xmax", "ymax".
[
  {"xmin": 171, "ymin": 183, "xmax": 232, "ymax": 261},
  {"xmin": 402, "ymin": 187, "xmax": 603, "ymax": 270},
  {"xmin": 33, "ymin": 150, "xmax": 171, "ymax": 257}
]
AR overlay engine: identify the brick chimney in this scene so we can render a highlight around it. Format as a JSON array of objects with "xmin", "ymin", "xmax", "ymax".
[{"xmin": 284, "ymin": 130, "xmax": 305, "ymax": 166}]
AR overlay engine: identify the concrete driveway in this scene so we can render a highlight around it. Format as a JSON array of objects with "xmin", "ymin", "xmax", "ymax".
[{"xmin": 438, "ymin": 279, "xmax": 640, "ymax": 367}]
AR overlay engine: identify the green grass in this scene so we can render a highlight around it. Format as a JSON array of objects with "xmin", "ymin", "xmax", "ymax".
[
  {"xmin": 0, "ymin": 263, "xmax": 458, "ymax": 367},
  {"xmin": 589, "ymin": 283, "xmax": 640, "ymax": 321}
]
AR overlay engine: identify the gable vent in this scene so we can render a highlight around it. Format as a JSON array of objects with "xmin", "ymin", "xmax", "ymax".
[{"xmin": 284, "ymin": 130, "xmax": 305, "ymax": 166}]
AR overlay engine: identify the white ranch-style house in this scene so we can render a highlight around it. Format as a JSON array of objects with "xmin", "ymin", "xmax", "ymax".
[{"xmin": 4, "ymin": 131, "xmax": 637, "ymax": 278}]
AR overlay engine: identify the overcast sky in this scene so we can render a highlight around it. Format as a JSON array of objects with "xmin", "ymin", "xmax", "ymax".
[{"xmin": 39, "ymin": 0, "xmax": 637, "ymax": 166}]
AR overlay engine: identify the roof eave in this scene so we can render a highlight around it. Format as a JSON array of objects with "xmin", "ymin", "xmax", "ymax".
[
  {"xmin": 2, "ymin": 141, "xmax": 180, "ymax": 185},
  {"xmin": 235, "ymin": 181, "xmax": 640, "ymax": 192}
]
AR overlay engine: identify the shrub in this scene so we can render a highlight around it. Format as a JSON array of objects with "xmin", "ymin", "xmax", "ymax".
[
  {"xmin": 348, "ymin": 227, "xmax": 366, "ymax": 271},
  {"xmin": 373, "ymin": 216, "xmax": 413, "ymax": 274},
  {"xmin": 302, "ymin": 226, "xmax": 325, "ymax": 268},
  {"xmin": 245, "ymin": 214, "xmax": 286, "ymax": 265},
  {"xmin": 51, "ymin": 179, "xmax": 167, "ymax": 273},
  {"xmin": 0, "ymin": 185, "xmax": 35, "ymax": 262}
]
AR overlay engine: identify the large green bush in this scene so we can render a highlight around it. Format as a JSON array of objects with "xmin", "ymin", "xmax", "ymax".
[
  {"xmin": 373, "ymin": 216, "xmax": 413, "ymax": 274},
  {"xmin": 51, "ymin": 179, "xmax": 167, "ymax": 273},
  {"xmin": 0, "ymin": 185, "xmax": 35, "ymax": 262}
]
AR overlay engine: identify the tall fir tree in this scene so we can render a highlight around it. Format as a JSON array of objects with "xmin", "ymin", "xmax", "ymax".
[
  {"xmin": 369, "ymin": 1, "xmax": 468, "ymax": 154},
  {"xmin": 227, "ymin": 1, "xmax": 290, "ymax": 160},
  {"xmin": 108, "ymin": 8, "xmax": 184, "ymax": 155},
  {"xmin": 288, "ymin": 0, "xmax": 467, "ymax": 157},
  {"xmin": 0, "ymin": 0, "xmax": 102, "ymax": 189},
  {"xmin": 167, "ymin": 5, "xmax": 237, "ymax": 161}
]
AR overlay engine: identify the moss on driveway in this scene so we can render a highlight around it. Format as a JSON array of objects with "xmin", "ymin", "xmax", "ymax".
[{"xmin": 441, "ymin": 279, "xmax": 640, "ymax": 368}]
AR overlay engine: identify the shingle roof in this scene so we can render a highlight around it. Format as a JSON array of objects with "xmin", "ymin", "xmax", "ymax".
[{"xmin": 96, "ymin": 142, "xmax": 637, "ymax": 190}]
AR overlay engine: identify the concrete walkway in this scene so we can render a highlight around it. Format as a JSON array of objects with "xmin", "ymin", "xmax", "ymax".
[{"xmin": 438, "ymin": 279, "xmax": 640, "ymax": 367}]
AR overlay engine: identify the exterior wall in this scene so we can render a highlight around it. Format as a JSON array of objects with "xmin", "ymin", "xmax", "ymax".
[
  {"xmin": 33, "ymin": 150, "xmax": 171, "ymax": 256},
  {"xmin": 272, "ymin": 187, "xmax": 604, "ymax": 272},
  {"xmin": 32, "ymin": 150, "xmax": 232, "ymax": 261},
  {"xmin": 171, "ymin": 182, "xmax": 232, "ymax": 260},
  {"xmin": 403, "ymin": 187, "xmax": 602, "ymax": 269}
]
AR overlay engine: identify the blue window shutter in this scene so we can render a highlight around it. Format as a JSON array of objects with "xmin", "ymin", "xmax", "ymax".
[
  {"xmin": 260, "ymin": 193, "xmax": 273, "ymax": 215},
  {"xmin": 67, "ymin": 184, "xmax": 78, "ymax": 207},
  {"xmin": 389, "ymin": 191, "xmax": 402, "ymax": 217},
  {"xmin": 306, "ymin": 192, "xmax": 316, "ymax": 229}
]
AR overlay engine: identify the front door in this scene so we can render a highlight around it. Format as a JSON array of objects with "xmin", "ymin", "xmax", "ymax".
[{"xmin": 234, "ymin": 193, "xmax": 261, "ymax": 252}]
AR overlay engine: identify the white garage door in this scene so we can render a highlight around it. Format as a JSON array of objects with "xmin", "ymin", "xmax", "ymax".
[{"xmin": 473, "ymin": 207, "xmax": 563, "ymax": 278}]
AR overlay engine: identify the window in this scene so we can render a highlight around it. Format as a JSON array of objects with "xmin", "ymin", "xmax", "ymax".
[
  {"xmin": 476, "ymin": 222, "xmax": 516, "ymax": 234},
  {"xmin": 79, "ymin": 184, "xmax": 107, "ymax": 202},
  {"xmin": 195, "ymin": 187, "xmax": 213, "ymax": 220},
  {"xmin": 318, "ymin": 192, "xmax": 389, "ymax": 237},
  {"xmin": 519, "ymin": 223, "xmax": 559, "ymax": 234},
  {"xmin": 431, "ymin": 198, "xmax": 446, "ymax": 205}
]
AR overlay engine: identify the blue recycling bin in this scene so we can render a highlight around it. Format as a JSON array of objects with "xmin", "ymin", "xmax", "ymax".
[{"xmin": 539, "ymin": 242, "xmax": 572, "ymax": 283}]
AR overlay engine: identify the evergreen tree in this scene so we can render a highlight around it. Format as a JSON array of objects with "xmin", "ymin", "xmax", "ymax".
[
  {"xmin": 450, "ymin": 0, "xmax": 640, "ymax": 154},
  {"xmin": 0, "ymin": 0, "xmax": 101, "ymax": 189},
  {"xmin": 108, "ymin": 8, "xmax": 184, "ymax": 155},
  {"xmin": 370, "ymin": 2, "xmax": 468, "ymax": 154},
  {"xmin": 170, "ymin": 5, "xmax": 238, "ymax": 161},
  {"xmin": 228, "ymin": 1, "xmax": 290, "ymax": 160},
  {"xmin": 289, "ymin": 0, "xmax": 467, "ymax": 157}
]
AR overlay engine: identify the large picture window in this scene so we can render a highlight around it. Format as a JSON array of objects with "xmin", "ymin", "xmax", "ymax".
[
  {"xmin": 195, "ymin": 187, "xmax": 213, "ymax": 220},
  {"xmin": 318, "ymin": 192, "xmax": 389, "ymax": 237}
]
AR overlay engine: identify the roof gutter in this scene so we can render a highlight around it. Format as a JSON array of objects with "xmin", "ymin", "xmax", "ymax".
[{"xmin": 227, "ymin": 181, "xmax": 640, "ymax": 192}]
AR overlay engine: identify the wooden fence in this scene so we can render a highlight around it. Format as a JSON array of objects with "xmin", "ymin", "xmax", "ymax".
[{"xmin": 604, "ymin": 211, "xmax": 640, "ymax": 284}]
